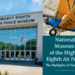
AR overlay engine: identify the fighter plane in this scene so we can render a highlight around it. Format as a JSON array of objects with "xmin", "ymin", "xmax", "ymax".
[{"xmin": 44, "ymin": 0, "xmax": 75, "ymax": 36}]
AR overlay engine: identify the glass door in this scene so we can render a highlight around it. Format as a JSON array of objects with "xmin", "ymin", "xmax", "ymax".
[
  {"xmin": 21, "ymin": 51, "xmax": 24, "ymax": 60},
  {"xmin": 11, "ymin": 51, "xmax": 14, "ymax": 60},
  {"xmin": 26, "ymin": 51, "xmax": 30, "ymax": 61},
  {"xmin": 1, "ymin": 51, "xmax": 5, "ymax": 60},
  {"xmin": 6, "ymin": 51, "xmax": 9, "ymax": 60},
  {"xmin": 16, "ymin": 51, "xmax": 19, "ymax": 60}
]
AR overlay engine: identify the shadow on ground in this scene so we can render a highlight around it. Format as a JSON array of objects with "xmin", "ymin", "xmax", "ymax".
[{"xmin": 0, "ymin": 61, "xmax": 42, "ymax": 67}]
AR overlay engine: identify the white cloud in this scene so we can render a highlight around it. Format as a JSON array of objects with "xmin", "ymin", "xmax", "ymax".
[
  {"xmin": 14, "ymin": 0, "xmax": 26, "ymax": 8},
  {"xmin": 33, "ymin": 34, "xmax": 36, "ymax": 36},
  {"xmin": 0, "ymin": 0, "xmax": 26, "ymax": 12},
  {"xmin": 0, "ymin": 0, "xmax": 42, "ymax": 13},
  {"xmin": 10, "ymin": 36, "xmax": 15, "ymax": 39},
  {"xmin": 0, "ymin": 1, "xmax": 13, "ymax": 12},
  {"xmin": 28, "ymin": 0, "xmax": 42, "ymax": 12},
  {"xmin": 6, "ymin": 2, "xmax": 13, "ymax": 11},
  {"xmin": 32, "ymin": 0, "xmax": 42, "ymax": 5},
  {"xmin": 23, "ymin": 38, "xmax": 26, "ymax": 41}
]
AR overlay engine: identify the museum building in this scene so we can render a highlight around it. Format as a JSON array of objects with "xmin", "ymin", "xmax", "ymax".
[{"xmin": 0, "ymin": 11, "xmax": 42, "ymax": 62}]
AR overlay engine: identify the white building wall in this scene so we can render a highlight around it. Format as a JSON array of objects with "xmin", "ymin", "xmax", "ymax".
[{"xmin": 37, "ymin": 12, "xmax": 43, "ymax": 62}]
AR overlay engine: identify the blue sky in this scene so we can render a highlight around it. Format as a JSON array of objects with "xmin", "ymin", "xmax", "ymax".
[{"xmin": 0, "ymin": 0, "xmax": 42, "ymax": 16}]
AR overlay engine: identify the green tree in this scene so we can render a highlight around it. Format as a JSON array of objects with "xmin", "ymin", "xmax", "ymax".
[
  {"xmin": 26, "ymin": 39, "xmax": 36, "ymax": 45},
  {"xmin": 26, "ymin": 39, "xmax": 36, "ymax": 50},
  {"xmin": 0, "ymin": 42, "xmax": 5, "ymax": 45},
  {"xmin": 0, "ymin": 42, "xmax": 5, "ymax": 50}
]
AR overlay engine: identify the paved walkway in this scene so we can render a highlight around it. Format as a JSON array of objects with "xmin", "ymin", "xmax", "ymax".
[{"xmin": 0, "ymin": 61, "xmax": 42, "ymax": 75}]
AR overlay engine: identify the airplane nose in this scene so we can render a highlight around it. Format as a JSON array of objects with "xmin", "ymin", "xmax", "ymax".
[{"xmin": 44, "ymin": 16, "xmax": 50, "ymax": 24}]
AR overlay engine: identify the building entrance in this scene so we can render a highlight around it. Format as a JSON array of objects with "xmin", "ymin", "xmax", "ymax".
[{"xmin": 0, "ymin": 27, "xmax": 36, "ymax": 61}]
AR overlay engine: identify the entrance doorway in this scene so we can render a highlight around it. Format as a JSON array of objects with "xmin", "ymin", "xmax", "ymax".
[
  {"xmin": 0, "ymin": 50, "xmax": 36, "ymax": 61},
  {"xmin": 0, "ymin": 27, "xmax": 36, "ymax": 61}
]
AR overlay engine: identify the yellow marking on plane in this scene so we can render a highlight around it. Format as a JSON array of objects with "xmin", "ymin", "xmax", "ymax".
[
  {"xmin": 55, "ymin": 0, "xmax": 74, "ymax": 19},
  {"xmin": 59, "ymin": 6, "xmax": 75, "ymax": 30}
]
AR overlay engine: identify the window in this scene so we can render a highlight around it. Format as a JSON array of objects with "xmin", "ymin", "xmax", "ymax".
[{"xmin": 0, "ymin": 27, "xmax": 37, "ymax": 50}]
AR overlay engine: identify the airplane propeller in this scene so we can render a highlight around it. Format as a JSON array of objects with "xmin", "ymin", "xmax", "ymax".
[{"xmin": 44, "ymin": 16, "xmax": 49, "ymax": 24}]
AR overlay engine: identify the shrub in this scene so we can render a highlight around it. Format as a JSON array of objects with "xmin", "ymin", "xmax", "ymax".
[
  {"xmin": 0, "ymin": 71, "xmax": 2, "ymax": 75},
  {"xmin": 38, "ymin": 62, "xmax": 43, "ymax": 66},
  {"xmin": 0, "ymin": 70, "xmax": 9, "ymax": 75},
  {"xmin": 4, "ymin": 70, "xmax": 9, "ymax": 75}
]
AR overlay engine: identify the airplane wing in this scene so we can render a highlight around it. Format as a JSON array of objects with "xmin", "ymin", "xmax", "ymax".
[
  {"xmin": 55, "ymin": 0, "xmax": 74, "ymax": 19},
  {"xmin": 59, "ymin": 6, "xmax": 75, "ymax": 30},
  {"xmin": 54, "ymin": 0, "xmax": 75, "ymax": 32}
]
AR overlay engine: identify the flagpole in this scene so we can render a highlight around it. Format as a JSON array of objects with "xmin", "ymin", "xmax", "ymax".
[{"xmin": 20, "ymin": 34, "xmax": 25, "ymax": 50}]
